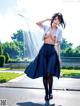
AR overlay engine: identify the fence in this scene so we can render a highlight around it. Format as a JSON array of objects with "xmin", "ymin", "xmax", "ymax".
[
  {"xmin": 61, "ymin": 57, "xmax": 80, "ymax": 67},
  {"xmin": 4, "ymin": 57, "xmax": 80, "ymax": 68}
]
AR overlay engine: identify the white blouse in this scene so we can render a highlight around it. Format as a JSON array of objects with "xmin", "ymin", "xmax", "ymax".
[{"xmin": 43, "ymin": 25, "xmax": 62, "ymax": 42}]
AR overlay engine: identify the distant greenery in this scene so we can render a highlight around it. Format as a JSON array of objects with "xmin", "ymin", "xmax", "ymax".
[
  {"xmin": 61, "ymin": 38, "xmax": 80, "ymax": 57},
  {"xmin": 0, "ymin": 30, "xmax": 24, "ymax": 59},
  {"xmin": 61, "ymin": 66, "xmax": 80, "ymax": 70},
  {"xmin": 0, "ymin": 29, "xmax": 80, "ymax": 66},
  {"xmin": 0, "ymin": 68, "xmax": 80, "ymax": 83},
  {"xmin": 0, "ymin": 67, "xmax": 25, "ymax": 71},
  {"xmin": 0, "ymin": 42, "xmax": 3, "ymax": 55},
  {"xmin": 0, "ymin": 72, "xmax": 23, "ymax": 83},
  {"xmin": 0, "ymin": 68, "xmax": 10, "ymax": 71},
  {"xmin": 61, "ymin": 69, "xmax": 80, "ymax": 77}
]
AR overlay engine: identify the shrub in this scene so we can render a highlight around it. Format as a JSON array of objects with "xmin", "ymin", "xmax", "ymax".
[
  {"xmin": 0, "ymin": 55, "xmax": 5, "ymax": 67},
  {"xmin": 4, "ymin": 53, "xmax": 10, "ymax": 63},
  {"xmin": 61, "ymin": 66, "xmax": 80, "ymax": 70}
]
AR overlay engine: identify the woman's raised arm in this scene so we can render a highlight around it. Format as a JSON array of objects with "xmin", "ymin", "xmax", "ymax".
[{"xmin": 36, "ymin": 18, "xmax": 51, "ymax": 28}]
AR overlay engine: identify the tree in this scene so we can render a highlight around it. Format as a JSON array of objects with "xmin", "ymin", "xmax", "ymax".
[
  {"xmin": 61, "ymin": 38, "xmax": 73, "ymax": 57},
  {"xmin": 0, "ymin": 42, "xmax": 3, "ymax": 55},
  {"xmin": 4, "ymin": 53, "xmax": 10, "ymax": 63},
  {"xmin": 73, "ymin": 46, "xmax": 80, "ymax": 57},
  {"xmin": 61, "ymin": 38, "xmax": 73, "ymax": 50},
  {"xmin": 2, "ymin": 42, "xmax": 20, "ymax": 58},
  {"xmin": 11, "ymin": 30, "xmax": 24, "ymax": 42},
  {"xmin": 11, "ymin": 29, "xmax": 24, "ymax": 58}
]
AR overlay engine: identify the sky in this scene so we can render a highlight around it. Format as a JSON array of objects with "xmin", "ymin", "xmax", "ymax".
[{"xmin": 0, "ymin": 0, "xmax": 80, "ymax": 48}]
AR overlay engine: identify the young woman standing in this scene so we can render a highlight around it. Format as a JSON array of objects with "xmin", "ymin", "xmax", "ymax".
[{"xmin": 24, "ymin": 12, "xmax": 65, "ymax": 101}]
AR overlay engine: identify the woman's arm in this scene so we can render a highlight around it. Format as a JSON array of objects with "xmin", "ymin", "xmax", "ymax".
[
  {"xmin": 55, "ymin": 29, "xmax": 62, "ymax": 63},
  {"xmin": 55, "ymin": 41, "xmax": 61, "ymax": 63},
  {"xmin": 36, "ymin": 18, "xmax": 51, "ymax": 28}
]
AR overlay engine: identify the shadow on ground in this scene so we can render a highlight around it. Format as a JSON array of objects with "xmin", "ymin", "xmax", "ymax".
[
  {"xmin": 16, "ymin": 101, "xmax": 57, "ymax": 106},
  {"xmin": 17, "ymin": 101, "xmax": 63, "ymax": 106}
]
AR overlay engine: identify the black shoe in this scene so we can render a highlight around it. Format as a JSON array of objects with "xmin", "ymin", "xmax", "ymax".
[
  {"xmin": 45, "ymin": 95, "xmax": 49, "ymax": 101},
  {"xmin": 49, "ymin": 94, "xmax": 53, "ymax": 100}
]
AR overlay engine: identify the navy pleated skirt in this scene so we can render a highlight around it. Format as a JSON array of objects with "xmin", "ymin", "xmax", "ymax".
[{"xmin": 24, "ymin": 43, "xmax": 60, "ymax": 79}]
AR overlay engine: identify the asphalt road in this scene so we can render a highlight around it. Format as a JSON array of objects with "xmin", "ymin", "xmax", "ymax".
[{"xmin": 0, "ymin": 74, "xmax": 80, "ymax": 106}]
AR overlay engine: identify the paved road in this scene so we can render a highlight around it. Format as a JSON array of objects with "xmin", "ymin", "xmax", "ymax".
[
  {"xmin": 1, "ymin": 74, "xmax": 80, "ymax": 90},
  {"xmin": 0, "ymin": 73, "xmax": 80, "ymax": 106},
  {"xmin": 0, "ymin": 87, "xmax": 80, "ymax": 106}
]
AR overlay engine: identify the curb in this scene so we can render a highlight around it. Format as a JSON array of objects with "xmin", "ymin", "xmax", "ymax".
[
  {"xmin": 0, "ymin": 74, "xmax": 25, "ymax": 87},
  {"xmin": 8, "ymin": 74, "xmax": 25, "ymax": 82}
]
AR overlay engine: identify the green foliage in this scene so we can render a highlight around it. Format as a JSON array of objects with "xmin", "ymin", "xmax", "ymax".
[
  {"xmin": 4, "ymin": 53, "xmax": 10, "ymax": 63},
  {"xmin": 0, "ymin": 55, "xmax": 5, "ymax": 67},
  {"xmin": 1, "ymin": 29, "xmax": 80, "ymax": 60},
  {"xmin": 73, "ymin": 46, "xmax": 80, "ymax": 57},
  {"xmin": 13, "ymin": 41, "xmax": 24, "ymax": 58},
  {"xmin": 61, "ymin": 66, "xmax": 80, "ymax": 70},
  {"xmin": 0, "ymin": 30, "xmax": 24, "ymax": 59},
  {"xmin": 62, "ymin": 47, "xmax": 73, "ymax": 56},
  {"xmin": 61, "ymin": 38, "xmax": 73, "ymax": 50},
  {"xmin": 61, "ymin": 38, "xmax": 80, "ymax": 57},
  {"xmin": 61, "ymin": 69, "xmax": 80, "ymax": 77},
  {"xmin": 2, "ymin": 42, "xmax": 20, "ymax": 58},
  {"xmin": 10, "ymin": 30, "xmax": 24, "ymax": 58},
  {"xmin": 11, "ymin": 30, "xmax": 24, "ymax": 42},
  {"xmin": 0, "ymin": 42, "xmax": 3, "ymax": 55},
  {"xmin": 0, "ymin": 72, "xmax": 23, "ymax": 83}
]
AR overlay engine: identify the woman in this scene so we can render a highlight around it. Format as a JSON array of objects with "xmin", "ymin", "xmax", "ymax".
[{"xmin": 24, "ymin": 12, "xmax": 65, "ymax": 101}]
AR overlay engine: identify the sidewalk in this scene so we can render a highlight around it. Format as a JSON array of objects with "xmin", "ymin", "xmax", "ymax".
[
  {"xmin": 0, "ymin": 72, "xmax": 80, "ymax": 91},
  {"xmin": 0, "ymin": 70, "xmax": 80, "ymax": 106}
]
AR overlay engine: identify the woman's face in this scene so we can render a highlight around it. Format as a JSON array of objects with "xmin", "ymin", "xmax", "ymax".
[{"xmin": 52, "ymin": 16, "xmax": 60, "ymax": 28}]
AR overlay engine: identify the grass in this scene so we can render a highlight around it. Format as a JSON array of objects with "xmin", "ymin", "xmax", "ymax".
[
  {"xmin": 61, "ymin": 69, "xmax": 80, "ymax": 77},
  {"xmin": 0, "ymin": 72, "xmax": 23, "ymax": 83},
  {"xmin": 0, "ymin": 68, "xmax": 24, "ymax": 71},
  {"xmin": 0, "ymin": 68, "xmax": 10, "ymax": 71},
  {"xmin": 0, "ymin": 68, "xmax": 80, "ymax": 83}
]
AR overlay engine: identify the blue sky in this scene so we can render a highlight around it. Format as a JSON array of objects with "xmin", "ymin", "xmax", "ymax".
[{"xmin": 0, "ymin": 0, "xmax": 80, "ymax": 48}]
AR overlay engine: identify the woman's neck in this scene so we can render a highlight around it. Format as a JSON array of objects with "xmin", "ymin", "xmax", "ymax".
[
  {"xmin": 51, "ymin": 26, "xmax": 57, "ymax": 32},
  {"xmin": 51, "ymin": 25, "xmax": 57, "ymax": 29}
]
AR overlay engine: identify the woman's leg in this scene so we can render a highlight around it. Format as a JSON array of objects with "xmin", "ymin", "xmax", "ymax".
[
  {"xmin": 47, "ymin": 54, "xmax": 55, "ymax": 99},
  {"xmin": 43, "ymin": 76, "xmax": 49, "ymax": 101},
  {"xmin": 48, "ymin": 74, "xmax": 53, "ymax": 99}
]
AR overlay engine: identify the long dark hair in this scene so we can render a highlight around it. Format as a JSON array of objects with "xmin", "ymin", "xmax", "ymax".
[{"xmin": 51, "ymin": 12, "xmax": 65, "ymax": 28}]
